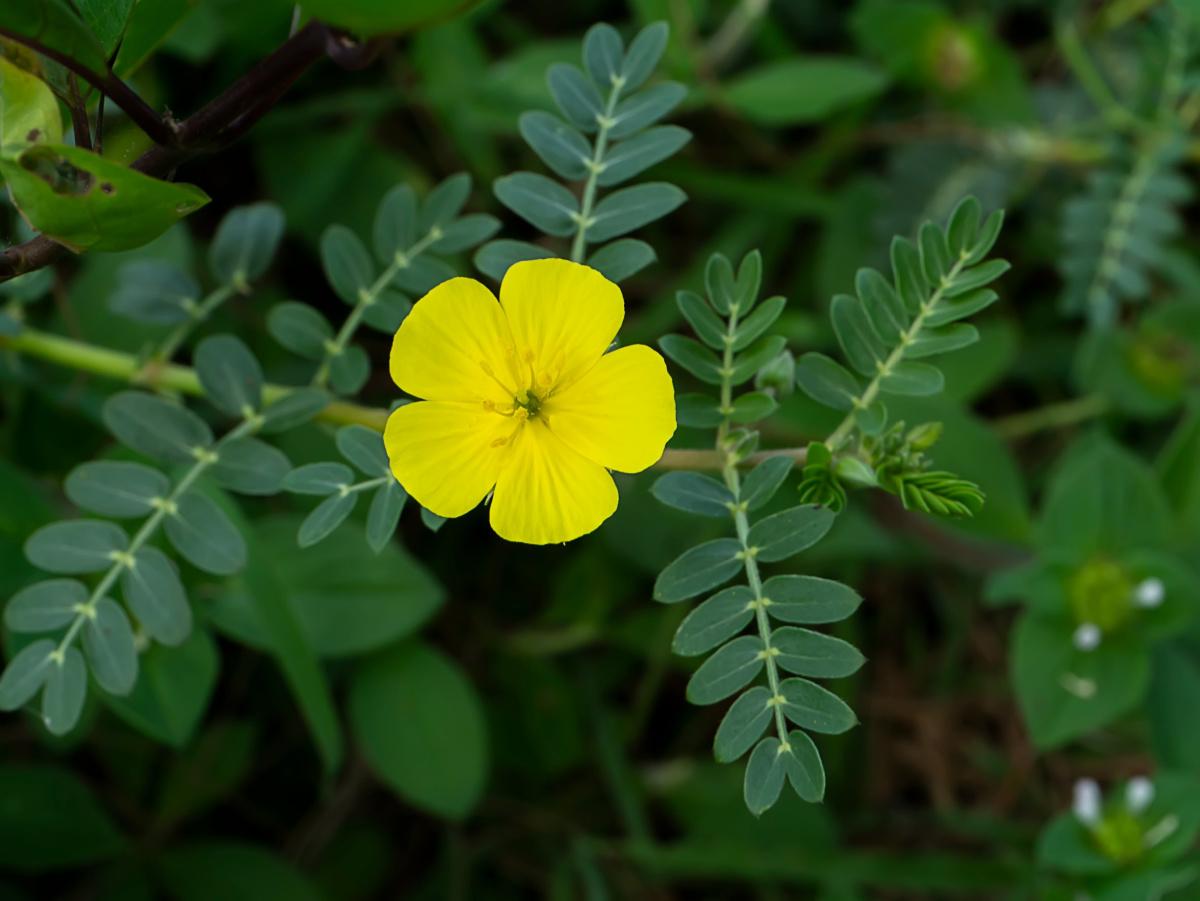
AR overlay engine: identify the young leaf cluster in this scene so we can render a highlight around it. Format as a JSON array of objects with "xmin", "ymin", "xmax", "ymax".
[
  {"xmin": 0, "ymin": 335, "xmax": 318, "ymax": 735},
  {"xmin": 652, "ymin": 251, "xmax": 864, "ymax": 815},
  {"xmin": 269, "ymin": 174, "xmax": 499, "ymax": 394},
  {"xmin": 477, "ymin": 21, "xmax": 689, "ymax": 283},
  {"xmin": 795, "ymin": 196, "xmax": 1007, "ymax": 448}
]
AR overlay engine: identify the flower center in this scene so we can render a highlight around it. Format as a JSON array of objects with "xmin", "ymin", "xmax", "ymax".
[
  {"xmin": 516, "ymin": 389, "xmax": 543, "ymax": 419},
  {"xmin": 1068, "ymin": 557, "xmax": 1134, "ymax": 633}
]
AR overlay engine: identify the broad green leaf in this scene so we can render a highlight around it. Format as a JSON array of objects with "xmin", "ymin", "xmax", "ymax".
[
  {"xmin": 0, "ymin": 639, "xmax": 56, "ymax": 710},
  {"xmin": 946, "ymin": 196, "xmax": 982, "ymax": 257},
  {"xmin": 795, "ymin": 352, "xmax": 861, "ymax": 411},
  {"xmin": 25, "ymin": 520, "xmax": 127, "ymax": 574},
  {"xmin": 429, "ymin": 213, "xmax": 498, "ymax": 254},
  {"xmin": 891, "ymin": 235, "xmax": 929, "ymax": 314},
  {"xmin": 713, "ymin": 685, "xmax": 773, "ymax": 763},
  {"xmin": 608, "ymin": 81, "xmax": 686, "ymax": 139},
  {"xmin": 259, "ymin": 389, "xmax": 328, "ymax": 434},
  {"xmin": 209, "ymin": 202, "xmax": 285, "ymax": 285},
  {"xmin": 651, "ymin": 471, "xmax": 733, "ymax": 518},
  {"xmin": 296, "ymin": 0, "xmax": 486, "ymax": 37},
  {"xmin": 164, "ymin": 493, "xmax": 247, "ymax": 576},
  {"xmin": 419, "ymin": 172, "xmax": 472, "ymax": 234},
  {"xmin": 328, "ymin": 344, "xmax": 370, "ymax": 395},
  {"xmin": 74, "ymin": 0, "xmax": 136, "ymax": 55},
  {"xmin": 658, "ymin": 334, "xmax": 722, "ymax": 384},
  {"xmin": 831, "ymin": 293, "xmax": 887, "ymax": 376},
  {"xmin": 587, "ymin": 182, "xmax": 686, "ymax": 243},
  {"xmin": 880, "ymin": 361, "xmax": 944, "ymax": 396},
  {"xmin": 112, "ymin": 0, "xmax": 195, "ymax": 75},
  {"xmin": 366, "ymin": 482, "xmax": 407, "ymax": 553},
  {"xmin": 673, "ymin": 585, "xmax": 755, "ymax": 657},
  {"xmin": 298, "ymin": 492, "xmax": 357, "ymax": 547},
  {"xmin": 157, "ymin": 721, "xmax": 258, "ymax": 824},
  {"xmin": 109, "ymin": 260, "xmax": 198, "ymax": 324},
  {"xmin": 349, "ymin": 642, "xmax": 487, "ymax": 819},
  {"xmin": 730, "ymin": 391, "xmax": 778, "ymax": 423},
  {"xmin": 1148, "ymin": 644, "xmax": 1200, "ymax": 769},
  {"xmin": 0, "ymin": 144, "xmax": 208, "ymax": 252},
  {"xmin": 547, "ymin": 63, "xmax": 603, "ymax": 133},
  {"xmin": 103, "ymin": 391, "xmax": 213, "ymax": 464},
  {"xmin": 361, "ymin": 288, "xmax": 412, "ymax": 332},
  {"xmin": 924, "ymin": 289, "xmax": 999, "ymax": 328},
  {"xmin": 771, "ymin": 626, "xmax": 865, "ymax": 678},
  {"xmin": 598, "ymin": 125, "xmax": 691, "ymax": 186},
  {"xmin": 320, "ymin": 224, "xmax": 375, "ymax": 305},
  {"xmin": 675, "ymin": 393, "xmax": 724, "ymax": 428},
  {"xmin": 211, "ymin": 438, "xmax": 290, "ymax": 496},
  {"xmin": 686, "ymin": 635, "xmax": 764, "ymax": 705},
  {"xmin": 494, "ymin": 172, "xmax": 580, "ymax": 237},
  {"xmin": 743, "ymin": 736, "xmax": 786, "ymax": 815},
  {"xmin": 583, "ymin": 22, "xmax": 624, "ymax": 88},
  {"xmin": 705, "ymin": 253, "xmax": 736, "ymax": 314},
  {"xmin": 621, "ymin": 21, "xmax": 670, "ymax": 92},
  {"xmin": 725, "ymin": 57, "xmax": 887, "ymax": 126},
  {"xmin": 160, "ymin": 841, "xmax": 324, "ymax": 901},
  {"xmin": 741, "ymin": 456, "xmax": 794, "ymax": 510},
  {"xmin": 282, "ymin": 462, "xmax": 354, "ymax": 495},
  {"xmin": 104, "ymin": 628, "xmax": 218, "ymax": 747},
  {"xmin": 762, "ymin": 575, "xmax": 862, "ymax": 624},
  {"xmin": 0, "ymin": 1, "xmax": 108, "ymax": 74},
  {"xmin": 730, "ymin": 335, "xmax": 787, "ymax": 384},
  {"xmin": 1012, "ymin": 612, "xmax": 1149, "ymax": 749},
  {"xmin": 337, "ymin": 425, "xmax": 390, "ymax": 477},
  {"xmin": 0, "ymin": 55, "xmax": 63, "ymax": 149},
  {"xmin": 519, "ymin": 110, "xmax": 591, "ymax": 180},
  {"xmin": 735, "ymin": 250, "xmax": 763, "ymax": 312},
  {"xmin": 122, "ymin": 546, "xmax": 191, "ymax": 646},
  {"xmin": 654, "ymin": 538, "xmax": 742, "ymax": 603},
  {"xmin": 474, "ymin": 239, "xmax": 555, "ymax": 281},
  {"xmin": 83, "ymin": 597, "xmax": 138, "ymax": 696},
  {"xmin": 732, "ymin": 296, "xmax": 787, "ymax": 351},
  {"xmin": 65, "ymin": 460, "xmax": 168, "ymax": 518},
  {"xmin": 918, "ymin": 221, "xmax": 951, "ymax": 284},
  {"xmin": 747, "ymin": 505, "xmax": 836, "ymax": 562},
  {"xmin": 0, "ymin": 765, "xmax": 125, "ymax": 871},
  {"xmin": 856, "ymin": 266, "xmax": 908, "ymax": 344},
  {"xmin": 5, "ymin": 579, "xmax": 86, "ymax": 632},
  {"xmin": 373, "ymin": 184, "xmax": 418, "ymax": 262},
  {"xmin": 782, "ymin": 729, "xmax": 826, "ymax": 802},
  {"xmin": 233, "ymin": 534, "xmax": 344, "ymax": 774},
  {"xmin": 676, "ymin": 289, "xmax": 726, "ymax": 349},
  {"xmin": 586, "ymin": 238, "xmax": 656, "ymax": 282},
  {"xmin": 942, "ymin": 259, "xmax": 1010, "ymax": 299},
  {"xmin": 906, "ymin": 323, "xmax": 980, "ymax": 358},
  {"xmin": 778, "ymin": 678, "xmax": 857, "ymax": 734}
]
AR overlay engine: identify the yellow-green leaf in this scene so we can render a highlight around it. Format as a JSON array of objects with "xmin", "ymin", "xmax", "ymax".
[{"xmin": 0, "ymin": 56, "xmax": 62, "ymax": 150}]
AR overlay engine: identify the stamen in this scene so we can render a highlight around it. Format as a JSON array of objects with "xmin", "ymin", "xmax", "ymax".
[
  {"xmin": 479, "ymin": 360, "xmax": 518, "ymax": 396},
  {"xmin": 482, "ymin": 400, "xmax": 516, "ymax": 417},
  {"xmin": 1125, "ymin": 777, "xmax": 1154, "ymax": 814},
  {"xmin": 1073, "ymin": 779, "xmax": 1102, "ymax": 825}
]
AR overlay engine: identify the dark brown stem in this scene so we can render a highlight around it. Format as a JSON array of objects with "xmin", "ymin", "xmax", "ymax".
[
  {"xmin": 0, "ymin": 25, "xmax": 175, "ymax": 145},
  {"xmin": 66, "ymin": 75, "xmax": 92, "ymax": 150},
  {"xmin": 0, "ymin": 21, "xmax": 335, "ymax": 283}
]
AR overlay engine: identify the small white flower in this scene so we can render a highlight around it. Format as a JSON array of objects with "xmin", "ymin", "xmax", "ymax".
[
  {"xmin": 1134, "ymin": 578, "xmax": 1165, "ymax": 609},
  {"xmin": 1073, "ymin": 623, "xmax": 1102, "ymax": 652},
  {"xmin": 1125, "ymin": 776, "xmax": 1154, "ymax": 813},
  {"xmin": 1073, "ymin": 778, "xmax": 1102, "ymax": 825}
]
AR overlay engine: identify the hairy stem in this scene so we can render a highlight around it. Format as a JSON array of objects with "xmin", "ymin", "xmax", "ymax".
[
  {"xmin": 570, "ymin": 76, "xmax": 625, "ymax": 262},
  {"xmin": 715, "ymin": 301, "xmax": 789, "ymax": 748},
  {"xmin": 992, "ymin": 394, "xmax": 1108, "ymax": 440},
  {"xmin": 313, "ymin": 228, "xmax": 441, "ymax": 388}
]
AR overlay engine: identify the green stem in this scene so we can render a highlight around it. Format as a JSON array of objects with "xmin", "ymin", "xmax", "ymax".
[
  {"xmin": 312, "ymin": 228, "xmax": 441, "ymax": 388},
  {"xmin": 1056, "ymin": 17, "xmax": 1142, "ymax": 131},
  {"xmin": 715, "ymin": 303, "xmax": 789, "ymax": 748},
  {"xmin": 992, "ymin": 394, "xmax": 1108, "ymax": 440},
  {"xmin": 2, "ymin": 327, "xmax": 387, "ymax": 430},
  {"xmin": 149, "ymin": 282, "xmax": 239, "ymax": 367},
  {"xmin": 52, "ymin": 416, "xmax": 259, "ymax": 660},
  {"xmin": 825, "ymin": 252, "xmax": 971, "ymax": 450},
  {"xmin": 569, "ymin": 77, "xmax": 625, "ymax": 263}
]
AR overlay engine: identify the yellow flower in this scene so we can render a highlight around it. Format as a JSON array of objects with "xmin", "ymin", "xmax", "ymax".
[{"xmin": 384, "ymin": 259, "xmax": 677, "ymax": 545}]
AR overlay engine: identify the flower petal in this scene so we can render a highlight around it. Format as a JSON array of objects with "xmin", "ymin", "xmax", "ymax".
[
  {"xmin": 546, "ymin": 344, "xmax": 676, "ymax": 473},
  {"xmin": 489, "ymin": 421, "xmax": 618, "ymax": 544},
  {"xmin": 390, "ymin": 277, "xmax": 519, "ymax": 403},
  {"xmin": 384, "ymin": 401, "xmax": 512, "ymax": 518},
  {"xmin": 499, "ymin": 259, "xmax": 623, "ymax": 393}
]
